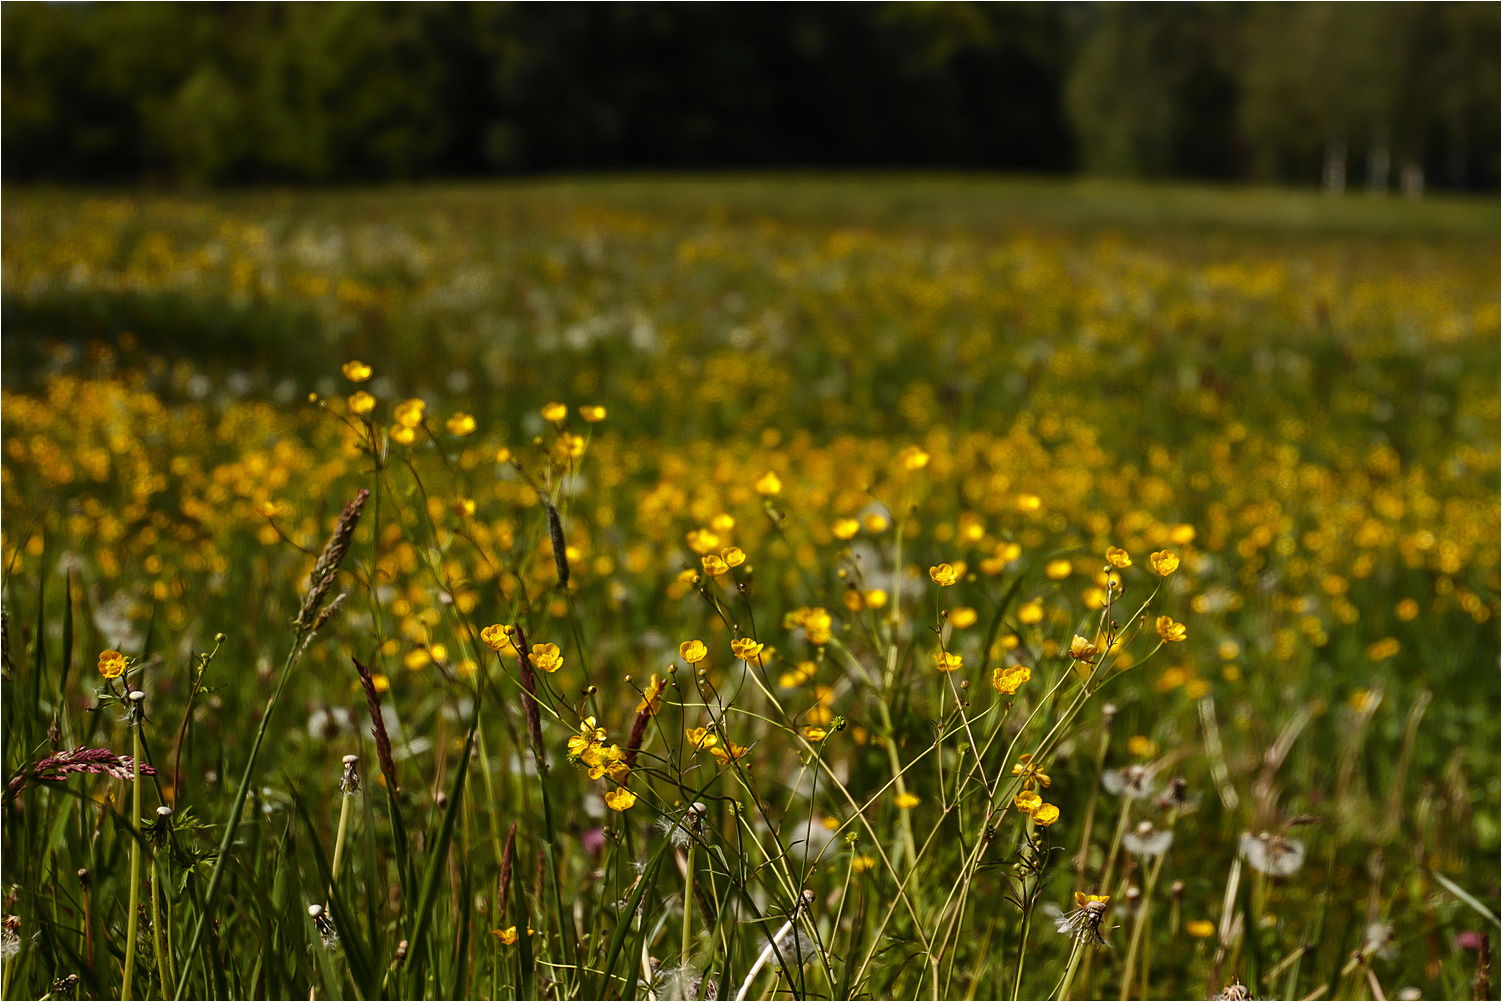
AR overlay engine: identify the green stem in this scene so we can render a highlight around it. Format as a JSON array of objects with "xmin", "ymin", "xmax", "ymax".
[
  {"xmin": 682, "ymin": 841, "xmax": 696, "ymax": 966},
  {"xmin": 1056, "ymin": 936, "xmax": 1086, "ymax": 1002},
  {"xmin": 122, "ymin": 718, "xmax": 142, "ymax": 1001},
  {"xmin": 151, "ymin": 851, "xmax": 170, "ymax": 1000},
  {"xmin": 173, "ymin": 629, "xmax": 310, "ymax": 999},
  {"xmin": 330, "ymin": 787, "xmax": 354, "ymax": 891}
]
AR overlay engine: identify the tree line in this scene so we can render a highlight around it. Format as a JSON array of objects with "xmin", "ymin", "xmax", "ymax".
[{"xmin": 3, "ymin": 2, "xmax": 1496, "ymax": 190}]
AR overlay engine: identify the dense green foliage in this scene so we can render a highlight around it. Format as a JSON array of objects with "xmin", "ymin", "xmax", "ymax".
[{"xmin": 3, "ymin": 2, "xmax": 1497, "ymax": 188}]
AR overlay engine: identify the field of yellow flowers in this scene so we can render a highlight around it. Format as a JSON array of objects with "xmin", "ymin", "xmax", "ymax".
[{"xmin": 1, "ymin": 178, "xmax": 1498, "ymax": 1001}]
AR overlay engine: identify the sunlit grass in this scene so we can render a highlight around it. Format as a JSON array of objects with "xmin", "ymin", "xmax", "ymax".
[{"xmin": 2, "ymin": 178, "xmax": 1497, "ymax": 1000}]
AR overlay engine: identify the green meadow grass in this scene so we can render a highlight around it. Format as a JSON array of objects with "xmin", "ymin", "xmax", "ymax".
[{"xmin": 1, "ymin": 176, "xmax": 1498, "ymax": 1001}]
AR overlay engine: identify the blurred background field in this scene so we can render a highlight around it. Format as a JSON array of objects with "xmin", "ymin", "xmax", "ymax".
[{"xmin": 1, "ymin": 4, "xmax": 1499, "ymax": 1001}]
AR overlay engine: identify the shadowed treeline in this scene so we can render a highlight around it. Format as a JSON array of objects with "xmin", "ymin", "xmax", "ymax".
[{"xmin": 3, "ymin": 1, "xmax": 1497, "ymax": 190}]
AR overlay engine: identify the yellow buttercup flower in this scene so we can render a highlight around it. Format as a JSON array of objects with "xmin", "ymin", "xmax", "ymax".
[
  {"xmin": 730, "ymin": 637, "xmax": 764, "ymax": 660},
  {"xmin": 992, "ymin": 663, "xmax": 1030, "ymax": 694},
  {"xmin": 894, "ymin": 793, "xmax": 920, "ymax": 809},
  {"xmin": 1017, "ymin": 599, "xmax": 1044, "ymax": 624},
  {"xmin": 1031, "ymin": 803, "xmax": 1060, "ymax": 826},
  {"xmin": 494, "ymin": 926, "xmax": 518, "ymax": 945},
  {"xmin": 929, "ymin": 563, "xmax": 958, "ymax": 586},
  {"xmin": 1045, "ymin": 558, "xmax": 1073, "ymax": 580},
  {"xmin": 347, "ymin": 391, "xmax": 376, "ymax": 415},
  {"xmin": 636, "ymin": 674, "xmax": 664, "ymax": 716},
  {"xmin": 390, "ymin": 425, "xmax": 416, "ymax": 445},
  {"xmin": 99, "ymin": 650, "xmax": 126, "ymax": 679},
  {"xmin": 1014, "ymin": 790, "xmax": 1042, "ymax": 813},
  {"xmin": 898, "ymin": 445, "xmax": 930, "ymax": 470},
  {"xmin": 865, "ymin": 589, "xmax": 888, "ymax": 608},
  {"xmin": 832, "ymin": 517, "xmax": 860, "ymax": 540},
  {"xmin": 254, "ymin": 500, "xmax": 283, "ymax": 519},
  {"xmin": 1150, "ymin": 550, "xmax": 1180, "ymax": 576},
  {"xmin": 1012, "ymin": 754, "xmax": 1051, "ymax": 790},
  {"xmin": 710, "ymin": 742, "xmax": 749, "ymax": 765},
  {"xmin": 530, "ymin": 642, "xmax": 564, "ymax": 672},
  {"xmin": 1186, "ymin": 919, "xmax": 1216, "ymax": 939},
  {"xmin": 933, "ymin": 650, "xmax": 962, "ymax": 671},
  {"xmin": 1155, "ymin": 616, "xmax": 1187, "ymax": 643},
  {"xmin": 394, "ymin": 398, "xmax": 426, "ymax": 428},
  {"xmin": 480, "ymin": 624, "xmax": 516, "ymax": 654},
  {"xmin": 1106, "ymin": 546, "xmax": 1132, "ymax": 569},
  {"xmin": 803, "ymin": 725, "xmax": 828, "ymax": 742},
  {"xmin": 342, "ymin": 360, "xmax": 372, "ymax": 382},
  {"xmin": 446, "ymin": 412, "xmax": 476, "ymax": 436},
  {"xmin": 863, "ymin": 513, "xmax": 889, "ymax": 533},
  {"xmin": 1069, "ymin": 635, "xmax": 1100, "ymax": 661},
  {"xmin": 686, "ymin": 726, "xmax": 718, "ymax": 750},
  {"xmin": 604, "ymin": 788, "xmax": 637, "ymax": 811},
  {"xmin": 701, "ymin": 554, "xmax": 728, "ymax": 576},
  {"xmin": 541, "ymin": 402, "xmax": 568, "ymax": 422},
  {"xmin": 949, "ymin": 607, "xmax": 978, "ymax": 628},
  {"xmin": 755, "ymin": 471, "xmax": 782, "ymax": 495},
  {"xmin": 579, "ymin": 405, "xmax": 607, "ymax": 422},
  {"xmin": 679, "ymin": 640, "xmax": 708, "ymax": 664},
  {"xmin": 721, "ymin": 546, "xmax": 746, "ymax": 568}
]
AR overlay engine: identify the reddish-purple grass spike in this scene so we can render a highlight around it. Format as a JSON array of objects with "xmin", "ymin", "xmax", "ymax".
[
  {"xmin": 510, "ymin": 624, "xmax": 549, "ymax": 777},
  {"xmin": 353, "ymin": 657, "xmax": 399, "ymax": 795},
  {"xmin": 7, "ymin": 746, "xmax": 157, "ymax": 799}
]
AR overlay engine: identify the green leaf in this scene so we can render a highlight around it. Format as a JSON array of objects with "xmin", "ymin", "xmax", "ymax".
[
  {"xmin": 1430, "ymin": 869, "xmax": 1502, "ymax": 929},
  {"xmin": 595, "ymin": 841, "xmax": 670, "ymax": 999}
]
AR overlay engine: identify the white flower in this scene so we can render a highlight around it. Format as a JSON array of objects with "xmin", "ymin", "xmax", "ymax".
[
  {"xmin": 1239, "ymin": 831, "xmax": 1306, "ymax": 876},
  {"xmin": 1123, "ymin": 821, "xmax": 1174, "ymax": 858}
]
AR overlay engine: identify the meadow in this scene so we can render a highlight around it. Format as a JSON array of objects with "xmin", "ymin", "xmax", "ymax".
[{"xmin": 1, "ymin": 176, "xmax": 1498, "ymax": 1001}]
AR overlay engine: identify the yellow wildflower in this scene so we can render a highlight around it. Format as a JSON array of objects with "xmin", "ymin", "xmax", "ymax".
[
  {"xmin": 394, "ymin": 398, "xmax": 426, "ymax": 428},
  {"xmin": 1017, "ymin": 600, "xmax": 1044, "ymax": 624},
  {"xmin": 494, "ymin": 926, "xmax": 518, "ymax": 945},
  {"xmin": 933, "ymin": 650, "xmax": 963, "ymax": 671},
  {"xmin": 992, "ymin": 664, "xmax": 1030, "ymax": 694},
  {"xmin": 530, "ymin": 642, "xmax": 564, "ymax": 672},
  {"xmin": 446, "ymin": 413, "xmax": 476, "ymax": 436},
  {"xmin": 803, "ymin": 725, "xmax": 828, "ymax": 742},
  {"xmin": 755, "ymin": 471, "xmax": 782, "ymax": 495},
  {"xmin": 1045, "ymin": 558, "xmax": 1073, "ymax": 579},
  {"xmin": 730, "ymin": 637, "xmax": 764, "ymax": 660},
  {"xmin": 1031, "ymin": 803, "xmax": 1060, "ymax": 826},
  {"xmin": 710, "ymin": 742, "xmax": 749, "ymax": 766},
  {"xmin": 347, "ymin": 391, "xmax": 376, "ymax": 415},
  {"xmin": 1014, "ymin": 790, "xmax": 1042, "ymax": 813},
  {"xmin": 1106, "ymin": 546, "xmax": 1132, "ymax": 569},
  {"xmin": 832, "ymin": 517, "xmax": 860, "ymax": 540},
  {"xmin": 1155, "ymin": 616, "xmax": 1187, "ymax": 643},
  {"xmin": 99, "ymin": 650, "xmax": 126, "ymax": 679},
  {"xmin": 1012, "ymin": 754, "xmax": 1051, "ymax": 790},
  {"xmin": 341, "ymin": 360, "xmax": 372, "ymax": 382},
  {"xmin": 480, "ymin": 624, "xmax": 515, "ymax": 655},
  {"xmin": 579, "ymin": 405, "xmax": 607, "ymax": 422},
  {"xmin": 1150, "ymin": 550, "xmax": 1180, "ymax": 576},
  {"xmin": 604, "ymin": 788, "xmax": 637, "ymax": 811},
  {"xmin": 686, "ymin": 726, "xmax": 718, "ymax": 750},
  {"xmin": 541, "ymin": 402, "xmax": 567, "ymax": 422},
  {"xmin": 1069, "ymin": 635, "xmax": 1100, "ymax": 661},
  {"xmin": 701, "ymin": 554, "xmax": 729, "ymax": 576},
  {"xmin": 1186, "ymin": 919, "xmax": 1216, "ymax": 939},
  {"xmin": 721, "ymin": 546, "xmax": 746, "ymax": 568},
  {"xmin": 679, "ymin": 640, "xmax": 708, "ymax": 664},
  {"xmin": 949, "ymin": 607, "xmax": 978, "ymax": 628},
  {"xmin": 898, "ymin": 445, "xmax": 930, "ymax": 470},
  {"xmin": 929, "ymin": 563, "xmax": 958, "ymax": 586},
  {"xmin": 636, "ymin": 674, "xmax": 664, "ymax": 716},
  {"xmin": 894, "ymin": 793, "xmax": 920, "ymax": 809}
]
